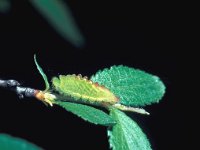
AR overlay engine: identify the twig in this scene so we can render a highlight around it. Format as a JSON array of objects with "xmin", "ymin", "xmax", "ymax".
[{"xmin": 0, "ymin": 79, "xmax": 38, "ymax": 99}]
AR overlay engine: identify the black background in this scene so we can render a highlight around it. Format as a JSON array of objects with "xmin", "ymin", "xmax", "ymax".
[{"xmin": 0, "ymin": 1, "xmax": 186, "ymax": 150}]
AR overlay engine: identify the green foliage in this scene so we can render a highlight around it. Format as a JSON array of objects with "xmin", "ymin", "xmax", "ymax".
[
  {"xmin": 34, "ymin": 54, "xmax": 49, "ymax": 91},
  {"xmin": 0, "ymin": 134, "xmax": 42, "ymax": 150},
  {"xmin": 52, "ymin": 75, "xmax": 118, "ymax": 105},
  {"xmin": 33, "ymin": 59, "xmax": 165, "ymax": 149},
  {"xmin": 30, "ymin": 0, "xmax": 85, "ymax": 47},
  {"xmin": 91, "ymin": 65, "xmax": 165, "ymax": 106},
  {"xmin": 108, "ymin": 108, "xmax": 152, "ymax": 150},
  {"xmin": 55, "ymin": 101, "xmax": 116, "ymax": 126}
]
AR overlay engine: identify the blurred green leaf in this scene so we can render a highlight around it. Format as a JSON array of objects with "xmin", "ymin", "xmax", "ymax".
[
  {"xmin": 0, "ymin": 0, "xmax": 11, "ymax": 13},
  {"xmin": 91, "ymin": 65, "xmax": 165, "ymax": 106},
  {"xmin": 0, "ymin": 134, "xmax": 42, "ymax": 150},
  {"xmin": 56, "ymin": 101, "xmax": 116, "ymax": 126},
  {"xmin": 108, "ymin": 108, "xmax": 152, "ymax": 150},
  {"xmin": 30, "ymin": 0, "xmax": 85, "ymax": 47}
]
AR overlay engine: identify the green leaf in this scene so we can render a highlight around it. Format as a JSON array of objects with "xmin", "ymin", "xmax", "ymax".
[
  {"xmin": 55, "ymin": 101, "xmax": 116, "ymax": 126},
  {"xmin": 52, "ymin": 75, "xmax": 118, "ymax": 105},
  {"xmin": 0, "ymin": 134, "xmax": 42, "ymax": 150},
  {"xmin": 30, "ymin": 0, "xmax": 85, "ymax": 47},
  {"xmin": 0, "ymin": 0, "xmax": 11, "ymax": 13},
  {"xmin": 108, "ymin": 108, "xmax": 152, "ymax": 150},
  {"xmin": 91, "ymin": 65, "xmax": 165, "ymax": 106},
  {"xmin": 34, "ymin": 54, "xmax": 50, "ymax": 91}
]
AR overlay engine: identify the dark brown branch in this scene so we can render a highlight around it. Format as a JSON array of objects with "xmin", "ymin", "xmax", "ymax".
[{"xmin": 0, "ymin": 79, "xmax": 37, "ymax": 99}]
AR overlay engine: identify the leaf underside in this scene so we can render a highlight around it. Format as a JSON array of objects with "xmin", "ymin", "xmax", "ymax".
[
  {"xmin": 0, "ymin": 134, "xmax": 42, "ymax": 150},
  {"xmin": 108, "ymin": 108, "xmax": 152, "ymax": 150},
  {"xmin": 91, "ymin": 65, "xmax": 165, "ymax": 106},
  {"xmin": 56, "ymin": 101, "xmax": 116, "ymax": 126},
  {"xmin": 52, "ymin": 75, "xmax": 118, "ymax": 105}
]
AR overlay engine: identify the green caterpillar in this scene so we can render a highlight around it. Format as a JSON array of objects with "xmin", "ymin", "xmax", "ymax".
[{"xmin": 52, "ymin": 74, "xmax": 119, "ymax": 105}]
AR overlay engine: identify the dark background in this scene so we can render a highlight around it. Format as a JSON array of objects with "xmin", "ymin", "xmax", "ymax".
[{"xmin": 0, "ymin": 1, "xmax": 186, "ymax": 150}]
